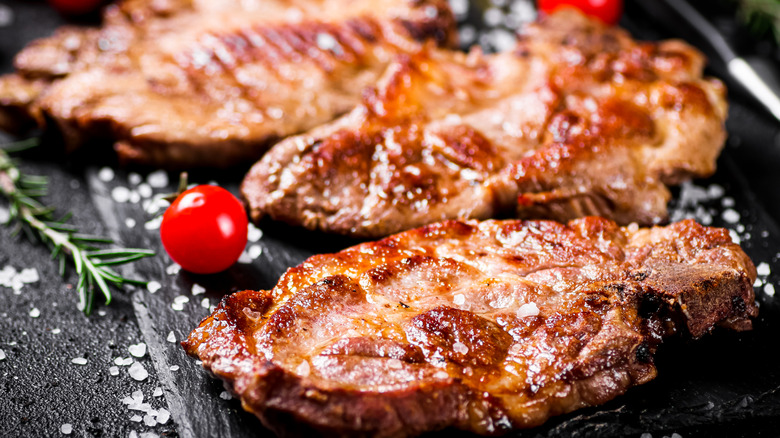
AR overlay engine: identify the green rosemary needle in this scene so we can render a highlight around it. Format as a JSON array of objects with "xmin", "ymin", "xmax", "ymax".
[{"xmin": 0, "ymin": 140, "xmax": 155, "ymax": 314}]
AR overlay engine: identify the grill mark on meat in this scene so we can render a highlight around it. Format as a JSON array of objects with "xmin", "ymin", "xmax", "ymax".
[
  {"xmin": 184, "ymin": 218, "xmax": 757, "ymax": 436},
  {"xmin": 0, "ymin": 0, "xmax": 457, "ymax": 167}
]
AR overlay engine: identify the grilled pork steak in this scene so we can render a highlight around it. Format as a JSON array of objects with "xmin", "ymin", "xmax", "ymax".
[
  {"xmin": 0, "ymin": 0, "xmax": 455, "ymax": 168},
  {"xmin": 184, "ymin": 217, "xmax": 757, "ymax": 437},
  {"xmin": 242, "ymin": 10, "xmax": 728, "ymax": 237}
]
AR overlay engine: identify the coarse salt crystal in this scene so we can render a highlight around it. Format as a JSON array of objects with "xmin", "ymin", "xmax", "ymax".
[
  {"xmin": 219, "ymin": 391, "xmax": 232, "ymax": 400},
  {"xmin": 166, "ymin": 264, "xmax": 181, "ymax": 275},
  {"xmin": 29, "ymin": 308, "xmax": 40, "ymax": 318},
  {"xmin": 60, "ymin": 423, "xmax": 73, "ymax": 434},
  {"xmin": 156, "ymin": 408, "xmax": 170, "ymax": 424},
  {"xmin": 191, "ymin": 284, "xmax": 206, "ymax": 295},
  {"xmin": 201, "ymin": 298, "xmax": 210, "ymax": 309},
  {"xmin": 132, "ymin": 390, "xmax": 143, "ymax": 401},
  {"xmin": 98, "ymin": 167, "xmax": 115, "ymax": 182},
  {"xmin": 71, "ymin": 357, "xmax": 88, "ymax": 365},
  {"xmin": 125, "ymin": 218, "xmax": 136, "ymax": 228},
  {"xmin": 248, "ymin": 224, "xmax": 263, "ymax": 242},
  {"xmin": 172, "ymin": 295, "xmax": 190, "ymax": 311},
  {"xmin": 0, "ymin": 206, "xmax": 9, "ymax": 224},
  {"xmin": 433, "ymin": 371, "xmax": 449, "ymax": 380},
  {"xmin": 147, "ymin": 281, "xmax": 162, "ymax": 294},
  {"xmin": 143, "ymin": 415, "xmax": 157, "ymax": 427},
  {"xmin": 18, "ymin": 268, "xmax": 39, "ymax": 283},
  {"xmin": 144, "ymin": 216, "xmax": 163, "ymax": 230},
  {"xmin": 166, "ymin": 331, "xmax": 176, "ymax": 343},
  {"xmin": 765, "ymin": 283, "xmax": 775, "ymax": 297},
  {"xmin": 153, "ymin": 387, "xmax": 163, "ymax": 397},
  {"xmin": 453, "ymin": 293, "xmax": 466, "ymax": 306},
  {"xmin": 109, "ymin": 366, "xmax": 119, "ymax": 376},
  {"xmin": 387, "ymin": 358, "xmax": 403, "ymax": 369},
  {"xmin": 128, "ymin": 172, "xmax": 142, "ymax": 185},
  {"xmin": 170, "ymin": 365, "xmax": 180, "ymax": 371},
  {"xmin": 453, "ymin": 342, "xmax": 469, "ymax": 355},
  {"xmin": 121, "ymin": 396, "xmax": 134, "ymax": 405},
  {"xmin": 128, "ymin": 343, "xmax": 147, "ymax": 358},
  {"xmin": 137, "ymin": 183, "xmax": 153, "ymax": 198},
  {"xmin": 757, "ymin": 262, "xmax": 771, "ymax": 277},
  {"xmin": 111, "ymin": 186, "xmax": 131, "ymax": 203},
  {"xmin": 130, "ymin": 415, "xmax": 142, "ymax": 422},
  {"xmin": 237, "ymin": 251, "xmax": 253, "ymax": 264},
  {"xmin": 722, "ymin": 209, "xmax": 740, "ymax": 224},
  {"xmin": 147, "ymin": 170, "xmax": 169, "ymax": 188},
  {"xmin": 517, "ymin": 302, "xmax": 540, "ymax": 317},
  {"xmin": 128, "ymin": 362, "xmax": 149, "ymax": 381},
  {"xmin": 0, "ymin": 348, "xmax": 6, "ymax": 361},
  {"xmin": 296, "ymin": 361, "xmax": 310, "ymax": 377}
]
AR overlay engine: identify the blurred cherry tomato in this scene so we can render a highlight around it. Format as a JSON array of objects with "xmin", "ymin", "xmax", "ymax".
[
  {"xmin": 47, "ymin": 0, "xmax": 104, "ymax": 15},
  {"xmin": 160, "ymin": 185, "xmax": 248, "ymax": 274},
  {"xmin": 537, "ymin": 0, "xmax": 623, "ymax": 25}
]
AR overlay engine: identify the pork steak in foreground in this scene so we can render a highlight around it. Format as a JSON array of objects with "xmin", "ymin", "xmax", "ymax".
[
  {"xmin": 0, "ymin": 0, "xmax": 455, "ymax": 168},
  {"xmin": 184, "ymin": 217, "xmax": 757, "ymax": 437},
  {"xmin": 242, "ymin": 10, "xmax": 728, "ymax": 237}
]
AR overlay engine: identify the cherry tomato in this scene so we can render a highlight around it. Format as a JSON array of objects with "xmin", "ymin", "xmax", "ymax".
[
  {"xmin": 537, "ymin": 0, "xmax": 623, "ymax": 25},
  {"xmin": 47, "ymin": 0, "xmax": 105, "ymax": 15},
  {"xmin": 160, "ymin": 185, "xmax": 248, "ymax": 274}
]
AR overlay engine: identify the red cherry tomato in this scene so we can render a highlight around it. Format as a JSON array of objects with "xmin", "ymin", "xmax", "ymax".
[
  {"xmin": 160, "ymin": 185, "xmax": 248, "ymax": 274},
  {"xmin": 47, "ymin": 0, "xmax": 104, "ymax": 15},
  {"xmin": 537, "ymin": 0, "xmax": 623, "ymax": 25}
]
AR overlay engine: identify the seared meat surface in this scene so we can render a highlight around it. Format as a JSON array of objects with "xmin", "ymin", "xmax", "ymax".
[
  {"xmin": 184, "ymin": 217, "xmax": 756, "ymax": 437},
  {"xmin": 242, "ymin": 11, "xmax": 728, "ymax": 237},
  {"xmin": 0, "ymin": 0, "xmax": 455, "ymax": 168}
]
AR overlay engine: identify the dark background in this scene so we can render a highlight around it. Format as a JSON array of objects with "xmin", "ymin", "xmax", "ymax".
[{"xmin": 1, "ymin": 1, "xmax": 780, "ymax": 437}]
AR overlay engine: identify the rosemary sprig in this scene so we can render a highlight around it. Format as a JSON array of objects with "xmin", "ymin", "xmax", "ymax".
[{"xmin": 0, "ymin": 140, "xmax": 155, "ymax": 314}]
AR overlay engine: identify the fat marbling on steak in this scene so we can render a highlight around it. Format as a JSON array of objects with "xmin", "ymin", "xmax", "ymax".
[
  {"xmin": 242, "ymin": 10, "xmax": 728, "ymax": 237},
  {"xmin": 0, "ymin": 0, "xmax": 456, "ymax": 168},
  {"xmin": 184, "ymin": 217, "xmax": 757, "ymax": 437}
]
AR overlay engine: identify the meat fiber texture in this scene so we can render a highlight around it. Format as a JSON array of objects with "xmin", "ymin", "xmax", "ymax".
[
  {"xmin": 183, "ymin": 217, "xmax": 757, "ymax": 438},
  {"xmin": 0, "ymin": 0, "xmax": 456, "ymax": 168},
  {"xmin": 242, "ymin": 10, "xmax": 728, "ymax": 238}
]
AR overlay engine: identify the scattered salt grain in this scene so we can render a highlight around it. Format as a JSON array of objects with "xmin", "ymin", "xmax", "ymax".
[
  {"xmin": 147, "ymin": 170, "xmax": 169, "ymax": 188},
  {"xmin": 109, "ymin": 366, "xmax": 120, "ymax": 376},
  {"xmin": 128, "ymin": 362, "xmax": 149, "ymax": 381},
  {"xmin": 757, "ymin": 262, "xmax": 771, "ymax": 277},
  {"xmin": 129, "ymin": 191, "xmax": 141, "ymax": 203},
  {"xmin": 433, "ymin": 371, "xmax": 449, "ymax": 380},
  {"xmin": 143, "ymin": 415, "xmax": 157, "ymax": 427},
  {"xmin": 130, "ymin": 415, "xmax": 143, "ymax": 422},
  {"xmin": 0, "ymin": 206, "xmax": 9, "ymax": 224},
  {"xmin": 387, "ymin": 358, "xmax": 403, "ymax": 369},
  {"xmin": 51, "ymin": 328, "xmax": 61, "ymax": 334},
  {"xmin": 111, "ymin": 186, "xmax": 132, "ymax": 203},
  {"xmin": 722, "ymin": 197, "xmax": 735, "ymax": 207},
  {"xmin": 765, "ymin": 283, "xmax": 775, "ymax": 297},
  {"xmin": 170, "ymin": 365, "xmax": 180, "ymax": 371},
  {"xmin": 98, "ymin": 167, "xmax": 115, "ymax": 182},
  {"xmin": 71, "ymin": 357, "xmax": 88, "ymax": 365},
  {"xmin": 166, "ymin": 263, "xmax": 181, "ymax": 275},
  {"xmin": 316, "ymin": 32, "xmax": 338, "ymax": 51},
  {"xmin": 201, "ymin": 298, "xmax": 210, "ymax": 309},
  {"xmin": 219, "ymin": 391, "xmax": 233, "ymax": 400},
  {"xmin": 247, "ymin": 224, "xmax": 263, "ymax": 242},
  {"xmin": 156, "ymin": 408, "xmax": 170, "ymax": 424},
  {"xmin": 147, "ymin": 281, "xmax": 162, "ymax": 294},
  {"xmin": 29, "ymin": 308, "xmax": 40, "ymax": 318},
  {"xmin": 517, "ymin": 302, "xmax": 540, "ymax": 317},
  {"xmin": 729, "ymin": 229, "xmax": 741, "ymax": 245},
  {"xmin": 128, "ymin": 172, "xmax": 143, "ymax": 185},
  {"xmin": 137, "ymin": 183, "xmax": 153, "ymax": 198},
  {"xmin": 166, "ymin": 331, "xmax": 176, "ymax": 343},
  {"xmin": 125, "ymin": 218, "xmax": 136, "ymax": 228},
  {"xmin": 295, "ymin": 361, "xmax": 310, "ymax": 377},
  {"xmin": 114, "ymin": 357, "xmax": 133, "ymax": 366},
  {"xmin": 671, "ymin": 433, "xmax": 682, "ymax": 438},
  {"xmin": 0, "ymin": 348, "xmax": 6, "ymax": 361},
  {"xmin": 453, "ymin": 293, "xmax": 466, "ymax": 306},
  {"xmin": 153, "ymin": 387, "xmax": 163, "ymax": 397},
  {"xmin": 191, "ymin": 283, "xmax": 206, "ymax": 295},
  {"xmin": 237, "ymin": 251, "xmax": 253, "ymax": 264},
  {"xmin": 128, "ymin": 343, "xmax": 147, "ymax": 358},
  {"xmin": 171, "ymin": 295, "xmax": 190, "ymax": 311},
  {"xmin": 60, "ymin": 423, "xmax": 73, "ymax": 435},
  {"xmin": 247, "ymin": 245, "xmax": 262, "ymax": 260},
  {"xmin": 18, "ymin": 268, "xmax": 38, "ymax": 283},
  {"xmin": 453, "ymin": 342, "xmax": 469, "ymax": 355},
  {"xmin": 640, "ymin": 434, "xmax": 652, "ymax": 438},
  {"xmin": 722, "ymin": 209, "xmax": 740, "ymax": 224}
]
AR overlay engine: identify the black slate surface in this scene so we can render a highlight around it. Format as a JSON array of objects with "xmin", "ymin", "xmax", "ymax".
[{"xmin": 2, "ymin": 1, "xmax": 780, "ymax": 438}]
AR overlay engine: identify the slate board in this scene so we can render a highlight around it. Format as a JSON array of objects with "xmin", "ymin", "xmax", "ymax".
[{"xmin": 2, "ymin": 1, "xmax": 780, "ymax": 437}]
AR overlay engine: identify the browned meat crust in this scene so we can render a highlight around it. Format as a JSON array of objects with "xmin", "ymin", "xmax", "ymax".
[
  {"xmin": 0, "ymin": 0, "xmax": 456, "ymax": 168},
  {"xmin": 183, "ymin": 218, "xmax": 756, "ymax": 437},
  {"xmin": 242, "ymin": 10, "xmax": 728, "ymax": 237}
]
